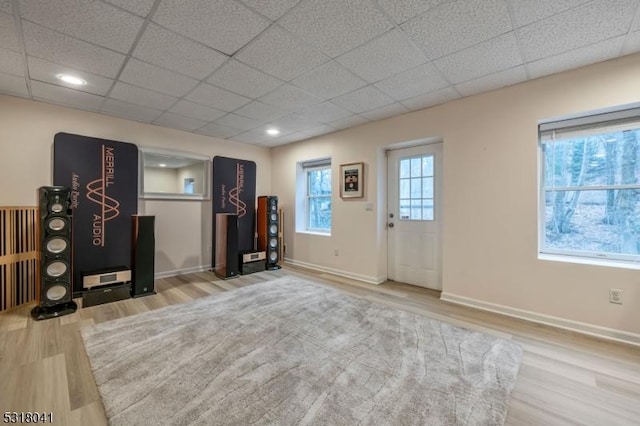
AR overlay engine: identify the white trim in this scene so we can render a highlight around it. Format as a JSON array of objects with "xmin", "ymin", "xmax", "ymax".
[
  {"xmin": 155, "ymin": 265, "xmax": 211, "ymax": 279},
  {"xmin": 539, "ymin": 253, "xmax": 640, "ymax": 270},
  {"xmin": 440, "ymin": 292, "xmax": 640, "ymax": 347},
  {"xmin": 284, "ymin": 258, "xmax": 385, "ymax": 285}
]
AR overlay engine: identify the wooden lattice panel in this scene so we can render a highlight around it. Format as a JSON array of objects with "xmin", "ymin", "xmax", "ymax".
[{"xmin": 0, "ymin": 207, "xmax": 39, "ymax": 312}]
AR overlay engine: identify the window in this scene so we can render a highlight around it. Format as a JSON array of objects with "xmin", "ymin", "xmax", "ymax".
[
  {"xmin": 539, "ymin": 106, "xmax": 640, "ymax": 263},
  {"xmin": 399, "ymin": 155, "xmax": 434, "ymax": 221},
  {"xmin": 296, "ymin": 158, "xmax": 331, "ymax": 234}
]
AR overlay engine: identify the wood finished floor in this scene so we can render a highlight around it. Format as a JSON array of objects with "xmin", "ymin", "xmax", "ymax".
[{"xmin": 1, "ymin": 265, "xmax": 639, "ymax": 425}]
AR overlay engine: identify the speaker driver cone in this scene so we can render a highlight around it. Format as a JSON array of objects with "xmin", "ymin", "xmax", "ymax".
[
  {"xmin": 269, "ymin": 224, "xmax": 277, "ymax": 235},
  {"xmin": 46, "ymin": 284, "xmax": 67, "ymax": 301},
  {"xmin": 46, "ymin": 237, "xmax": 68, "ymax": 253},
  {"xmin": 269, "ymin": 251, "xmax": 278, "ymax": 261},
  {"xmin": 50, "ymin": 202, "xmax": 64, "ymax": 213},
  {"xmin": 269, "ymin": 237, "xmax": 277, "ymax": 248},
  {"xmin": 46, "ymin": 261, "xmax": 68, "ymax": 277},
  {"xmin": 47, "ymin": 217, "xmax": 67, "ymax": 231}
]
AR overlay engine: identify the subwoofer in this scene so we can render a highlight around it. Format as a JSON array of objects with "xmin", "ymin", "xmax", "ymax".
[
  {"xmin": 214, "ymin": 213, "xmax": 239, "ymax": 279},
  {"xmin": 257, "ymin": 196, "xmax": 281, "ymax": 270},
  {"xmin": 131, "ymin": 215, "xmax": 155, "ymax": 297},
  {"xmin": 31, "ymin": 186, "xmax": 77, "ymax": 320}
]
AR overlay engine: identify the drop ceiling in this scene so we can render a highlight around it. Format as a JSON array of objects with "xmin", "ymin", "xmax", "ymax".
[{"xmin": 1, "ymin": 0, "xmax": 639, "ymax": 147}]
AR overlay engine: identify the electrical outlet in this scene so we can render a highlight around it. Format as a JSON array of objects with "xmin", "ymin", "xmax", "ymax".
[
  {"xmin": 609, "ymin": 288, "xmax": 623, "ymax": 304},
  {"xmin": 334, "ymin": 249, "xmax": 339, "ymax": 256}
]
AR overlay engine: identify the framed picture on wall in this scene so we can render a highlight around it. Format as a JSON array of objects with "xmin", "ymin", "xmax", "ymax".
[{"xmin": 340, "ymin": 162, "xmax": 364, "ymax": 199}]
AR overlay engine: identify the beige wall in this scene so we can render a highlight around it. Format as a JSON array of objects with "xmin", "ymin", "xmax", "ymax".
[
  {"xmin": 272, "ymin": 54, "xmax": 640, "ymax": 336},
  {"xmin": 144, "ymin": 166, "xmax": 179, "ymax": 193},
  {"xmin": 0, "ymin": 96, "xmax": 271, "ymax": 275}
]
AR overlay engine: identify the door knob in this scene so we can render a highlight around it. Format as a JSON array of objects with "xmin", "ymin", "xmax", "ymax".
[{"xmin": 388, "ymin": 222, "xmax": 394, "ymax": 228}]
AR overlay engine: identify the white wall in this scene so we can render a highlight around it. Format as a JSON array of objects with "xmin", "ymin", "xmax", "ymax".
[
  {"xmin": 177, "ymin": 162, "xmax": 205, "ymax": 194},
  {"xmin": 0, "ymin": 96, "xmax": 271, "ymax": 276},
  {"xmin": 272, "ymin": 54, "xmax": 640, "ymax": 338},
  {"xmin": 144, "ymin": 166, "xmax": 179, "ymax": 193}
]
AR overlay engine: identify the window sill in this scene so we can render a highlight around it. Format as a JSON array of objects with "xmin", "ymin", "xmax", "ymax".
[
  {"xmin": 296, "ymin": 230, "xmax": 331, "ymax": 237},
  {"xmin": 538, "ymin": 253, "xmax": 640, "ymax": 270}
]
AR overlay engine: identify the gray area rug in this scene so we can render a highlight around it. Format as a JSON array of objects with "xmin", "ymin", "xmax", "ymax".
[{"xmin": 81, "ymin": 276, "xmax": 522, "ymax": 425}]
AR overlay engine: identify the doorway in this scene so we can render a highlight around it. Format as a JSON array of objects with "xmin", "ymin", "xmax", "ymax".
[{"xmin": 387, "ymin": 143, "xmax": 443, "ymax": 290}]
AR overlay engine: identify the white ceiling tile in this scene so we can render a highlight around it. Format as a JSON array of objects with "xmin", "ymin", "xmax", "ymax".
[
  {"xmin": 169, "ymin": 100, "xmax": 227, "ymax": 122},
  {"xmin": 455, "ymin": 66, "xmax": 527, "ymax": 97},
  {"xmin": 331, "ymin": 86, "xmax": 394, "ymax": 114},
  {"xmin": 20, "ymin": 0, "xmax": 144, "ymax": 53},
  {"xmin": 294, "ymin": 124, "xmax": 334, "ymax": 139},
  {"xmin": 0, "ymin": 72, "xmax": 28, "ymax": 97},
  {"xmin": 505, "ymin": 0, "xmax": 592, "ymax": 27},
  {"xmin": 291, "ymin": 61, "xmax": 366, "ymax": 100},
  {"xmin": 153, "ymin": 112, "xmax": 208, "ymax": 131},
  {"xmin": 377, "ymin": 0, "xmax": 449, "ymax": 24},
  {"xmin": 297, "ymin": 101, "xmax": 353, "ymax": 123},
  {"xmin": 27, "ymin": 56, "xmax": 114, "ymax": 95},
  {"xmin": 133, "ymin": 23, "xmax": 228, "ymax": 79},
  {"xmin": 516, "ymin": 0, "xmax": 636, "ymax": 62},
  {"xmin": 402, "ymin": 0, "xmax": 512, "ymax": 59},
  {"xmin": 233, "ymin": 100, "xmax": 292, "ymax": 122},
  {"xmin": 31, "ymin": 80, "xmax": 104, "ymax": 111},
  {"xmin": 103, "ymin": 0, "xmax": 156, "ymax": 17},
  {"xmin": 279, "ymin": 0, "xmax": 393, "ymax": 58},
  {"xmin": 251, "ymin": 123, "xmax": 296, "ymax": 137},
  {"xmin": 359, "ymin": 102, "xmax": 409, "ymax": 121},
  {"xmin": 622, "ymin": 30, "xmax": 640, "ymax": 56},
  {"xmin": 0, "ymin": 12, "xmax": 20, "ymax": 51},
  {"xmin": 327, "ymin": 115, "xmax": 370, "ymax": 130},
  {"xmin": 120, "ymin": 58, "xmax": 199, "ymax": 97},
  {"xmin": 337, "ymin": 29, "xmax": 428, "ymax": 83},
  {"xmin": 101, "ymin": 98, "xmax": 163, "ymax": 122},
  {"xmin": 235, "ymin": 25, "xmax": 328, "ymax": 81},
  {"xmin": 527, "ymin": 37, "xmax": 625, "ymax": 79},
  {"xmin": 197, "ymin": 123, "xmax": 242, "ymax": 139},
  {"xmin": 110, "ymin": 81, "xmax": 178, "ymax": 109},
  {"xmin": 0, "ymin": 47, "xmax": 24, "ymax": 76},
  {"xmin": 433, "ymin": 33, "xmax": 523, "ymax": 84},
  {"xmin": 207, "ymin": 60, "xmax": 283, "ymax": 99},
  {"xmin": 23, "ymin": 22, "xmax": 126, "ymax": 78},
  {"xmin": 260, "ymin": 84, "xmax": 321, "ymax": 110},
  {"xmin": 229, "ymin": 130, "xmax": 269, "ymax": 144},
  {"xmin": 0, "ymin": 1, "xmax": 11, "ymax": 13},
  {"xmin": 240, "ymin": 0, "xmax": 301, "ymax": 20},
  {"xmin": 214, "ymin": 113, "xmax": 263, "ymax": 131},
  {"xmin": 185, "ymin": 83, "xmax": 252, "ymax": 111},
  {"xmin": 153, "ymin": 0, "xmax": 270, "ymax": 55},
  {"xmin": 269, "ymin": 113, "xmax": 323, "ymax": 133},
  {"xmin": 401, "ymin": 86, "xmax": 459, "ymax": 111},
  {"xmin": 374, "ymin": 63, "xmax": 448, "ymax": 101}
]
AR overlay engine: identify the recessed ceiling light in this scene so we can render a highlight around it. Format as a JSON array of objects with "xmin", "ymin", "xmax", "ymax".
[
  {"xmin": 57, "ymin": 74, "xmax": 87, "ymax": 86},
  {"xmin": 266, "ymin": 128, "xmax": 280, "ymax": 136},
  {"xmin": 158, "ymin": 163, "xmax": 167, "ymax": 168}
]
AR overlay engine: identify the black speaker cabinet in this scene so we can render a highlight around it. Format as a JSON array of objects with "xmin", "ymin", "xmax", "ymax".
[
  {"xmin": 131, "ymin": 215, "xmax": 156, "ymax": 298},
  {"xmin": 214, "ymin": 213, "xmax": 239, "ymax": 279},
  {"xmin": 257, "ymin": 196, "xmax": 281, "ymax": 270},
  {"xmin": 31, "ymin": 186, "xmax": 77, "ymax": 320}
]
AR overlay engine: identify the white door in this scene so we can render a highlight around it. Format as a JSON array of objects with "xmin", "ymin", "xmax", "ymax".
[{"xmin": 387, "ymin": 143, "xmax": 443, "ymax": 290}]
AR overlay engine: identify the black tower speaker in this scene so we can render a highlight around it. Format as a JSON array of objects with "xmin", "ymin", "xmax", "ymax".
[
  {"xmin": 257, "ymin": 196, "xmax": 281, "ymax": 270},
  {"xmin": 31, "ymin": 186, "xmax": 77, "ymax": 320},
  {"xmin": 214, "ymin": 213, "xmax": 239, "ymax": 279},
  {"xmin": 131, "ymin": 215, "xmax": 156, "ymax": 297}
]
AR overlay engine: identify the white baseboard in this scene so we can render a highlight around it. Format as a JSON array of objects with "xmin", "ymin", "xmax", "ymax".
[
  {"xmin": 440, "ymin": 292, "xmax": 640, "ymax": 347},
  {"xmin": 155, "ymin": 265, "xmax": 211, "ymax": 279},
  {"xmin": 284, "ymin": 258, "xmax": 385, "ymax": 285}
]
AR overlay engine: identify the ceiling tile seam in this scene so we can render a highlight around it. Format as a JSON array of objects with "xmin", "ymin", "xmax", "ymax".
[
  {"xmin": 197, "ymin": 112, "xmax": 267, "ymax": 134},
  {"xmin": 98, "ymin": 0, "xmax": 164, "ymax": 113},
  {"xmin": 287, "ymin": 59, "xmax": 367, "ymax": 97},
  {"xmin": 503, "ymin": 0, "xmax": 531, "ymax": 80},
  {"xmin": 619, "ymin": 1, "xmax": 640, "ymax": 56},
  {"xmin": 10, "ymin": 0, "xmax": 32, "ymax": 98}
]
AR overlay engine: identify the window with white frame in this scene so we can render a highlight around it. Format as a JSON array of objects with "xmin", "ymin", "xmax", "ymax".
[
  {"xmin": 296, "ymin": 158, "xmax": 331, "ymax": 233},
  {"xmin": 539, "ymin": 106, "xmax": 640, "ymax": 263}
]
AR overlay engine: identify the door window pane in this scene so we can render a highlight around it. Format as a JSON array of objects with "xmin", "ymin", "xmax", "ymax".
[{"xmin": 398, "ymin": 154, "xmax": 435, "ymax": 221}]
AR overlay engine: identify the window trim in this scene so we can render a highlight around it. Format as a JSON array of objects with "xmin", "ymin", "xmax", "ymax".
[{"xmin": 295, "ymin": 158, "xmax": 332, "ymax": 235}]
